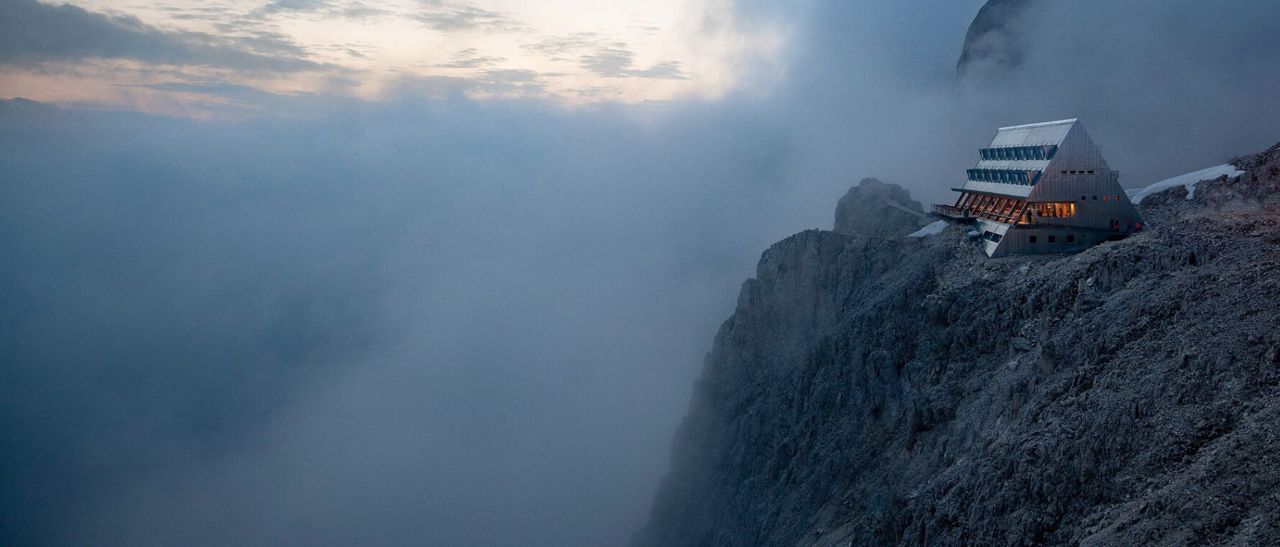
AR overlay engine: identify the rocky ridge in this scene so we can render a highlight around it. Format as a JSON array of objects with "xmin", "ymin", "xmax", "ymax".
[{"xmin": 633, "ymin": 141, "xmax": 1280, "ymax": 547}]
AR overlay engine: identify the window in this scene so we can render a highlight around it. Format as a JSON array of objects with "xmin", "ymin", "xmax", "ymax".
[
  {"xmin": 1092, "ymin": 196, "xmax": 1098, "ymax": 200},
  {"xmin": 1082, "ymin": 196, "xmax": 1087, "ymax": 200},
  {"xmin": 1049, "ymin": 236, "xmax": 1056, "ymax": 243},
  {"xmin": 1087, "ymin": 170, "xmax": 1095, "ymax": 174},
  {"xmin": 1067, "ymin": 235, "xmax": 1075, "ymax": 243},
  {"xmin": 1104, "ymin": 195, "xmax": 1109, "ymax": 200},
  {"xmin": 1033, "ymin": 202, "xmax": 1077, "ymax": 218},
  {"xmin": 982, "ymin": 146, "xmax": 1054, "ymax": 162},
  {"xmin": 1029, "ymin": 236, "xmax": 1037, "ymax": 243}
]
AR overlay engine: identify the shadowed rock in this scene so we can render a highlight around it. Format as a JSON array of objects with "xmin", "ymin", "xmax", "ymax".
[
  {"xmin": 634, "ymin": 142, "xmax": 1280, "ymax": 547},
  {"xmin": 833, "ymin": 178, "xmax": 926, "ymax": 236}
]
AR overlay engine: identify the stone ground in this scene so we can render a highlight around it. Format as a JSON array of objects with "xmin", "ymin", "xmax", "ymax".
[{"xmin": 632, "ymin": 143, "xmax": 1280, "ymax": 547}]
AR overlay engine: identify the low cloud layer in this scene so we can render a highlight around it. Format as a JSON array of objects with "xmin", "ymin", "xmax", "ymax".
[
  {"xmin": 0, "ymin": 96, "xmax": 793, "ymax": 547},
  {"xmin": 2, "ymin": 1, "xmax": 1280, "ymax": 547}
]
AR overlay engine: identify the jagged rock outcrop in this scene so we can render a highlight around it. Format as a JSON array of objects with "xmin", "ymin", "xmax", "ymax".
[
  {"xmin": 957, "ymin": 0, "xmax": 1038, "ymax": 77},
  {"xmin": 634, "ymin": 142, "xmax": 1280, "ymax": 547},
  {"xmin": 833, "ymin": 178, "xmax": 926, "ymax": 236}
]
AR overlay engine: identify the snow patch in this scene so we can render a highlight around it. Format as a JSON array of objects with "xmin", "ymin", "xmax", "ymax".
[
  {"xmin": 908, "ymin": 220, "xmax": 948, "ymax": 238},
  {"xmin": 1128, "ymin": 164, "xmax": 1245, "ymax": 204}
]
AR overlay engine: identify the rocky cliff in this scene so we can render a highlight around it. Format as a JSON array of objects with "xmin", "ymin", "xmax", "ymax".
[
  {"xmin": 633, "ymin": 142, "xmax": 1280, "ymax": 547},
  {"xmin": 957, "ymin": 0, "xmax": 1037, "ymax": 77}
]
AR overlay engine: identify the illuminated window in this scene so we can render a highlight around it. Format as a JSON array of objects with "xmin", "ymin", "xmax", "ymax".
[{"xmin": 1034, "ymin": 202, "xmax": 1077, "ymax": 218}]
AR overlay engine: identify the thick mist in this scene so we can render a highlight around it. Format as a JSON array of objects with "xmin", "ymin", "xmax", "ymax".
[
  {"xmin": 770, "ymin": 0, "xmax": 1280, "ymax": 214},
  {"xmin": 3, "ymin": 1, "xmax": 1280, "ymax": 546},
  {"xmin": 0, "ymin": 97, "xmax": 793, "ymax": 547}
]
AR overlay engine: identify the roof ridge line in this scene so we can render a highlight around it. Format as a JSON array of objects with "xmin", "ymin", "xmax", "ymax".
[{"xmin": 998, "ymin": 118, "xmax": 1078, "ymax": 131}]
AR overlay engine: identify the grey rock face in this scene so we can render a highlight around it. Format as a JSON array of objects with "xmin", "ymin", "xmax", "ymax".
[
  {"xmin": 957, "ymin": 0, "xmax": 1038, "ymax": 77},
  {"xmin": 833, "ymin": 178, "xmax": 926, "ymax": 236},
  {"xmin": 634, "ymin": 142, "xmax": 1280, "ymax": 547}
]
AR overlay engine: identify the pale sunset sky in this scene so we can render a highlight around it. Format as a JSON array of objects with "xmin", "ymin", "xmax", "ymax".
[{"xmin": 1, "ymin": 0, "xmax": 787, "ymax": 116}]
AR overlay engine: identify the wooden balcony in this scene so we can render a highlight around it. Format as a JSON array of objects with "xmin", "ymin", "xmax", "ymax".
[{"xmin": 934, "ymin": 193, "xmax": 1030, "ymax": 226}]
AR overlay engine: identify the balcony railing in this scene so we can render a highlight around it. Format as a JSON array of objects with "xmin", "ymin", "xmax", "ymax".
[{"xmin": 932, "ymin": 204, "xmax": 970, "ymax": 219}]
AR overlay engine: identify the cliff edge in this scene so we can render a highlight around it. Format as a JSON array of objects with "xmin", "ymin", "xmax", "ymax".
[{"xmin": 634, "ymin": 142, "xmax": 1280, "ymax": 547}]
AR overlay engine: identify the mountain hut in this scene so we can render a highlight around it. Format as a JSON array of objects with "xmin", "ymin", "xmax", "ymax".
[{"xmin": 933, "ymin": 119, "xmax": 1143, "ymax": 257}]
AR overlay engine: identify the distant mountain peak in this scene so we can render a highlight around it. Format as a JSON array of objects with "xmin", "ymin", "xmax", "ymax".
[{"xmin": 957, "ymin": 0, "xmax": 1038, "ymax": 77}]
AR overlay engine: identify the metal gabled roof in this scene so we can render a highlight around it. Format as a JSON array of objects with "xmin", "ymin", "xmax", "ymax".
[
  {"xmin": 959, "ymin": 180, "xmax": 1034, "ymax": 198},
  {"xmin": 988, "ymin": 119, "xmax": 1076, "ymax": 148},
  {"xmin": 973, "ymin": 159, "xmax": 1052, "ymax": 171}
]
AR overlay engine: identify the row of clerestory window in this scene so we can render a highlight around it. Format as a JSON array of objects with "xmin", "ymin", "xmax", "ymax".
[
  {"xmin": 979, "ymin": 145, "xmax": 1058, "ymax": 161},
  {"xmin": 967, "ymin": 169, "xmax": 1042, "ymax": 186}
]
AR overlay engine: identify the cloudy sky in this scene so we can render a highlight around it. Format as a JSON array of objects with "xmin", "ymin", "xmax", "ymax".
[
  {"xmin": 3, "ymin": 1, "xmax": 1280, "ymax": 546},
  {"xmin": 0, "ymin": 0, "xmax": 784, "ymax": 115}
]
